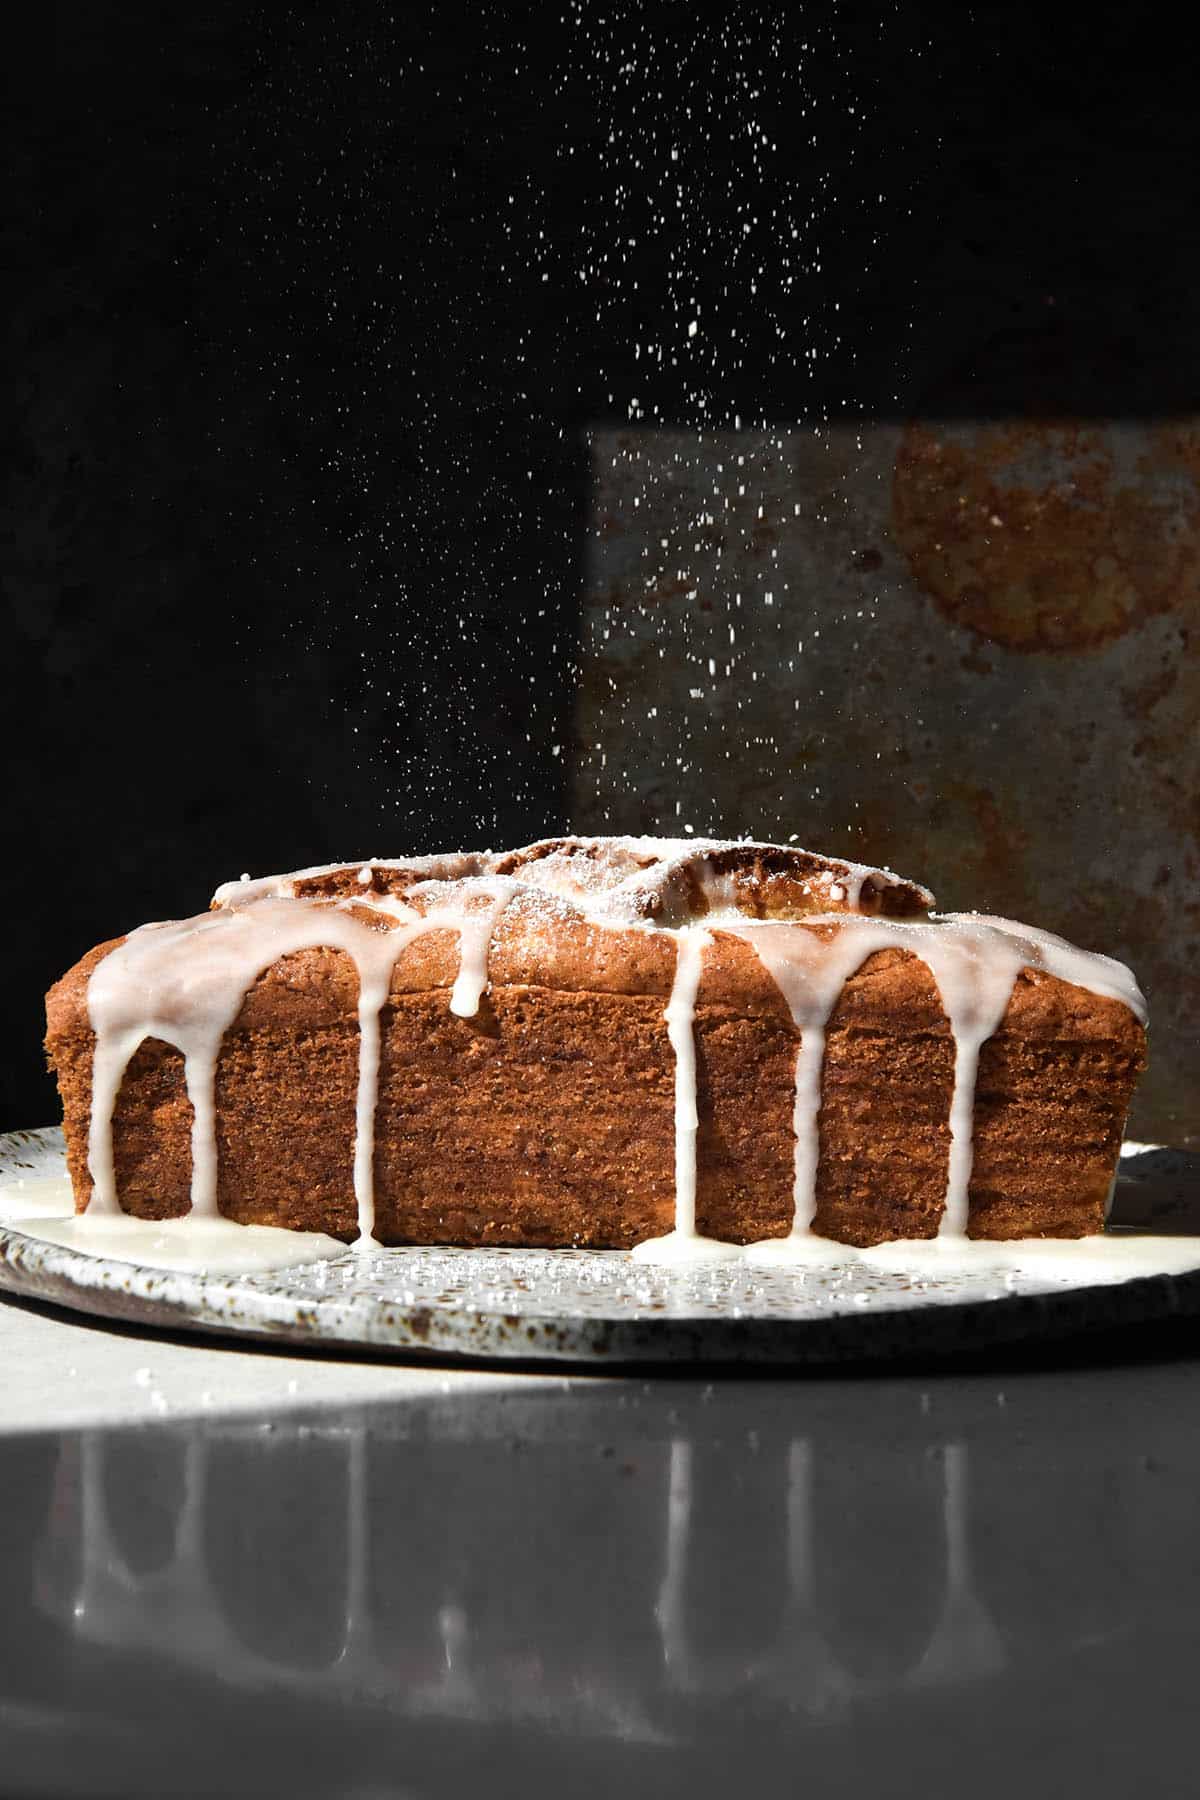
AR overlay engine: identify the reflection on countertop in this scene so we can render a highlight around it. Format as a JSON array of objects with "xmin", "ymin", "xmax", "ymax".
[
  {"xmin": 23, "ymin": 1365, "xmax": 1193, "ymax": 1762},
  {"xmin": 40, "ymin": 1424, "xmax": 1011, "ymax": 1734},
  {"xmin": 3, "ymin": 1360, "xmax": 1200, "ymax": 1795}
]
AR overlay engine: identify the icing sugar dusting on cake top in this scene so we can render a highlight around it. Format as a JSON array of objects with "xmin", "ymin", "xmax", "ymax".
[{"xmin": 211, "ymin": 834, "xmax": 933, "ymax": 926}]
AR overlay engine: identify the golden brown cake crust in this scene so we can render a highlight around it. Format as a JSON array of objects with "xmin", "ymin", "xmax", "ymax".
[{"xmin": 45, "ymin": 869, "xmax": 1147, "ymax": 1247}]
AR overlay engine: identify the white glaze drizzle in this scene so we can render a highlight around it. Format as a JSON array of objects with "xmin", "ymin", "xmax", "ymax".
[
  {"xmin": 728, "ymin": 922, "xmax": 885, "ymax": 1240},
  {"xmin": 631, "ymin": 928, "xmax": 741, "ymax": 1265},
  {"xmin": 76, "ymin": 844, "xmax": 1149, "ymax": 1271},
  {"xmin": 446, "ymin": 880, "xmax": 517, "ymax": 1016},
  {"xmin": 347, "ymin": 935, "xmax": 396, "ymax": 1251},
  {"xmin": 940, "ymin": 913, "xmax": 1147, "ymax": 1022},
  {"xmin": 85, "ymin": 886, "xmax": 516, "ymax": 1247},
  {"xmin": 644, "ymin": 910, "xmax": 1145, "ymax": 1263},
  {"xmin": 667, "ymin": 928, "xmax": 709, "ymax": 1235}
]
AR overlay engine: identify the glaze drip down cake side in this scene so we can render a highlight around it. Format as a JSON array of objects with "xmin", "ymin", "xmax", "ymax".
[{"xmin": 43, "ymin": 836, "xmax": 1148, "ymax": 1253}]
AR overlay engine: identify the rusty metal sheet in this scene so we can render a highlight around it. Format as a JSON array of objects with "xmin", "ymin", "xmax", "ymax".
[{"xmin": 572, "ymin": 419, "xmax": 1199, "ymax": 1147}]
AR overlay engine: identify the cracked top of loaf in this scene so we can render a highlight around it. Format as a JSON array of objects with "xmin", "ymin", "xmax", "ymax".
[{"xmin": 211, "ymin": 835, "xmax": 934, "ymax": 926}]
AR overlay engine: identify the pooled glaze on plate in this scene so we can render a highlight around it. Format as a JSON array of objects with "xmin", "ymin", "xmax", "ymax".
[{"xmin": 2, "ymin": 1128, "xmax": 1199, "ymax": 1366}]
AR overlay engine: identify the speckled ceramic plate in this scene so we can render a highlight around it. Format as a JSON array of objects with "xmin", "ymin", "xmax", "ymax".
[{"xmin": 1, "ymin": 1126, "xmax": 1199, "ymax": 1366}]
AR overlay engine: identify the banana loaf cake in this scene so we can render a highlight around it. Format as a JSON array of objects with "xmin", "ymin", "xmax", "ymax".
[{"xmin": 44, "ymin": 836, "xmax": 1147, "ymax": 1251}]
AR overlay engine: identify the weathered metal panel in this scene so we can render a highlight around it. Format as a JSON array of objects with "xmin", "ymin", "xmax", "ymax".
[{"xmin": 573, "ymin": 420, "xmax": 1199, "ymax": 1146}]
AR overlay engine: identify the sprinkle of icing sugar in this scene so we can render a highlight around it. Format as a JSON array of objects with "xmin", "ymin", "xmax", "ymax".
[
  {"xmin": 210, "ymin": 849, "xmax": 497, "ymax": 910},
  {"xmin": 81, "ymin": 838, "xmax": 1147, "ymax": 1266},
  {"xmin": 210, "ymin": 834, "xmax": 933, "ymax": 925}
]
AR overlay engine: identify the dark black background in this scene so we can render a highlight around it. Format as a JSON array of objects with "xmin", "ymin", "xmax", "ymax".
[{"xmin": 5, "ymin": 4, "xmax": 1196, "ymax": 1128}]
